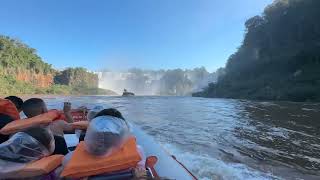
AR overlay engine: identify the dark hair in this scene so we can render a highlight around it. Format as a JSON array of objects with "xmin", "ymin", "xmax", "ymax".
[
  {"xmin": 94, "ymin": 108, "xmax": 125, "ymax": 120},
  {"xmin": 22, "ymin": 127, "xmax": 53, "ymax": 152},
  {"xmin": 22, "ymin": 98, "xmax": 47, "ymax": 118},
  {"xmin": 5, "ymin": 96, "xmax": 23, "ymax": 111},
  {"xmin": 0, "ymin": 114, "xmax": 14, "ymax": 143}
]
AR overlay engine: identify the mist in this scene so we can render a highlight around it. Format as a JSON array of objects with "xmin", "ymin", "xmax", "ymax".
[{"xmin": 97, "ymin": 67, "xmax": 220, "ymax": 95}]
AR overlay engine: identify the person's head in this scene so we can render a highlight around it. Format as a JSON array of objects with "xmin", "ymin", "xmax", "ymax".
[
  {"xmin": 94, "ymin": 108, "xmax": 125, "ymax": 120},
  {"xmin": 4, "ymin": 96, "xmax": 23, "ymax": 112},
  {"xmin": 22, "ymin": 126, "xmax": 54, "ymax": 153},
  {"xmin": 22, "ymin": 98, "xmax": 48, "ymax": 118},
  {"xmin": 85, "ymin": 115, "xmax": 130, "ymax": 156},
  {"xmin": 0, "ymin": 114, "xmax": 14, "ymax": 143}
]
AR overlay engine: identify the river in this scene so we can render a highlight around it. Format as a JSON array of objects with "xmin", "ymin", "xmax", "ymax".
[{"xmin": 43, "ymin": 96, "xmax": 320, "ymax": 180}]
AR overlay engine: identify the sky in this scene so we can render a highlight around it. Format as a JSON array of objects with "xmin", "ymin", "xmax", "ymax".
[{"xmin": 0, "ymin": 0, "xmax": 273, "ymax": 72}]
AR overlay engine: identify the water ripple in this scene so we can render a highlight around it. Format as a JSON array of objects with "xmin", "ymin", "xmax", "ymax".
[{"xmin": 44, "ymin": 96, "xmax": 320, "ymax": 180}]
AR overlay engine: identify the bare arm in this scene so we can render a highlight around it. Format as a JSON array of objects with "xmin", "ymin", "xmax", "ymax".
[
  {"xmin": 49, "ymin": 120, "xmax": 75, "ymax": 136},
  {"xmin": 63, "ymin": 102, "xmax": 74, "ymax": 123},
  {"xmin": 60, "ymin": 120, "xmax": 75, "ymax": 132}
]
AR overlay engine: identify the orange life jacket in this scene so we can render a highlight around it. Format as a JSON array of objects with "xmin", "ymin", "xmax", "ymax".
[
  {"xmin": 70, "ymin": 110, "xmax": 88, "ymax": 122},
  {"xmin": 0, "ymin": 98, "xmax": 20, "ymax": 120},
  {"xmin": 14, "ymin": 155, "xmax": 63, "ymax": 178},
  {"xmin": 0, "ymin": 110, "xmax": 60, "ymax": 135},
  {"xmin": 49, "ymin": 109, "xmax": 87, "ymax": 122},
  {"xmin": 61, "ymin": 136, "xmax": 142, "ymax": 178}
]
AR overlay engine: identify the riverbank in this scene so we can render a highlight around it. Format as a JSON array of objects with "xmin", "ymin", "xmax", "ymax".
[
  {"xmin": 0, "ymin": 75, "xmax": 117, "ymax": 96},
  {"xmin": 0, "ymin": 87, "xmax": 118, "ymax": 96}
]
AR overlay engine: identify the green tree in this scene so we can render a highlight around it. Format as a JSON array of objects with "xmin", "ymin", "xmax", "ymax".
[{"xmin": 195, "ymin": 0, "xmax": 320, "ymax": 102}]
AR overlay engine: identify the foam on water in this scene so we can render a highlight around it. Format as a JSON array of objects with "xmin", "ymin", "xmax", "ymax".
[{"xmin": 161, "ymin": 143, "xmax": 280, "ymax": 180}]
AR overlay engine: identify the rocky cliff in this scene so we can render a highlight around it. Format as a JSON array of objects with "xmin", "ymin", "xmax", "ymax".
[
  {"xmin": 0, "ymin": 35, "xmax": 112, "ymax": 95},
  {"xmin": 15, "ymin": 70, "xmax": 54, "ymax": 88}
]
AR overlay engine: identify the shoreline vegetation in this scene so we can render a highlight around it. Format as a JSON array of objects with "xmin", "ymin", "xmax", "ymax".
[
  {"xmin": 0, "ymin": 35, "xmax": 117, "ymax": 96},
  {"xmin": 193, "ymin": 0, "xmax": 320, "ymax": 102}
]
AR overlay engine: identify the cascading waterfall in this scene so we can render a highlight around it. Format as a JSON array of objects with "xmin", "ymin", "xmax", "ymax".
[{"xmin": 97, "ymin": 68, "xmax": 218, "ymax": 95}]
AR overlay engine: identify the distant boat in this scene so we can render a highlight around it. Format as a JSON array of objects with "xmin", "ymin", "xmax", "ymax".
[{"xmin": 122, "ymin": 89, "xmax": 135, "ymax": 96}]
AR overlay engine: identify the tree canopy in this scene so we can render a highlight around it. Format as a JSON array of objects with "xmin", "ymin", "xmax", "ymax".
[
  {"xmin": 0, "ymin": 36, "xmax": 54, "ymax": 75},
  {"xmin": 0, "ymin": 36, "xmax": 112, "ymax": 95},
  {"xmin": 194, "ymin": 0, "xmax": 320, "ymax": 102}
]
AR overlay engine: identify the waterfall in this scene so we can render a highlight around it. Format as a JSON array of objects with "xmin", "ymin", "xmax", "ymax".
[{"xmin": 97, "ymin": 68, "xmax": 217, "ymax": 95}]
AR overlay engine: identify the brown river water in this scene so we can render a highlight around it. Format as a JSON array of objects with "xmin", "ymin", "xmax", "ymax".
[{"xmin": 41, "ymin": 96, "xmax": 320, "ymax": 180}]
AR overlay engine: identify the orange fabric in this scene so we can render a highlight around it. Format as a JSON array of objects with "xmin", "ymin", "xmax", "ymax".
[
  {"xmin": 70, "ymin": 111, "xmax": 88, "ymax": 122},
  {"xmin": 146, "ymin": 156, "xmax": 159, "ymax": 178},
  {"xmin": 16, "ymin": 155, "xmax": 63, "ymax": 178},
  {"xmin": 49, "ymin": 109, "xmax": 87, "ymax": 122},
  {"xmin": 0, "ymin": 110, "xmax": 60, "ymax": 135},
  {"xmin": 48, "ymin": 109, "xmax": 64, "ymax": 121},
  {"xmin": 0, "ymin": 98, "xmax": 20, "ymax": 120},
  {"xmin": 61, "ymin": 137, "xmax": 142, "ymax": 178},
  {"xmin": 72, "ymin": 121, "xmax": 89, "ymax": 130}
]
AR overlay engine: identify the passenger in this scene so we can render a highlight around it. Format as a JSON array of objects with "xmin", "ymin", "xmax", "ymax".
[
  {"xmin": 22, "ymin": 98, "xmax": 48, "ymax": 118},
  {"xmin": 78, "ymin": 107, "xmax": 125, "ymax": 141},
  {"xmin": 93, "ymin": 108, "xmax": 145, "ymax": 168},
  {"xmin": 61, "ymin": 108, "xmax": 146, "ymax": 179},
  {"xmin": 0, "ymin": 126, "xmax": 54, "ymax": 162},
  {"xmin": 5, "ymin": 96, "xmax": 23, "ymax": 112},
  {"xmin": 22, "ymin": 98, "xmax": 73, "ymax": 155},
  {"xmin": 0, "ymin": 127, "xmax": 55, "ymax": 179},
  {"xmin": 5, "ymin": 95, "xmax": 28, "ymax": 118},
  {"xmin": 21, "ymin": 126, "xmax": 55, "ymax": 156},
  {"xmin": 84, "ymin": 113, "xmax": 130, "ymax": 156},
  {"xmin": 0, "ymin": 98, "xmax": 20, "ymax": 120},
  {"xmin": 76, "ymin": 106, "xmax": 103, "ymax": 142},
  {"xmin": 0, "ymin": 114, "xmax": 14, "ymax": 143},
  {"xmin": 60, "ymin": 108, "xmax": 129, "ymax": 176}
]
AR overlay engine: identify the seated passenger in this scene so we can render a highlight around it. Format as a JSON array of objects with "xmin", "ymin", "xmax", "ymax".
[
  {"xmin": 5, "ymin": 96, "xmax": 28, "ymax": 118},
  {"xmin": 22, "ymin": 126, "xmax": 55, "ymax": 155},
  {"xmin": 78, "ymin": 107, "xmax": 126, "ymax": 142},
  {"xmin": 0, "ymin": 127, "xmax": 55, "ymax": 179},
  {"xmin": 0, "ymin": 114, "xmax": 14, "ymax": 143},
  {"xmin": 93, "ymin": 108, "xmax": 145, "ymax": 167},
  {"xmin": 61, "ymin": 108, "xmax": 147, "ymax": 179},
  {"xmin": 0, "ymin": 127, "xmax": 54, "ymax": 160},
  {"xmin": 22, "ymin": 98, "xmax": 73, "ymax": 155},
  {"xmin": 77, "ymin": 106, "xmax": 103, "ymax": 142},
  {"xmin": 0, "ymin": 98, "xmax": 20, "ymax": 120},
  {"xmin": 5, "ymin": 96, "xmax": 23, "ymax": 112},
  {"xmin": 22, "ymin": 98, "xmax": 48, "ymax": 118},
  {"xmin": 61, "ymin": 114, "xmax": 142, "ymax": 179},
  {"xmin": 84, "ymin": 113, "xmax": 130, "ymax": 156}
]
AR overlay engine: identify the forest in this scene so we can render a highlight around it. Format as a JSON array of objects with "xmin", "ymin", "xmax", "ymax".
[
  {"xmin": 194, "ymin": 0, "xmax": 320, "ymax": 102},
  {"xmin": 0, "ymin": 35, "xmax": 112, "ymax": 95}
]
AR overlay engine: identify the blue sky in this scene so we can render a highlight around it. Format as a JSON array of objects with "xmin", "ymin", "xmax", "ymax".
[{"xmin": 0, "ymin": 0, "xmax": 272, "ymax": 72}]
